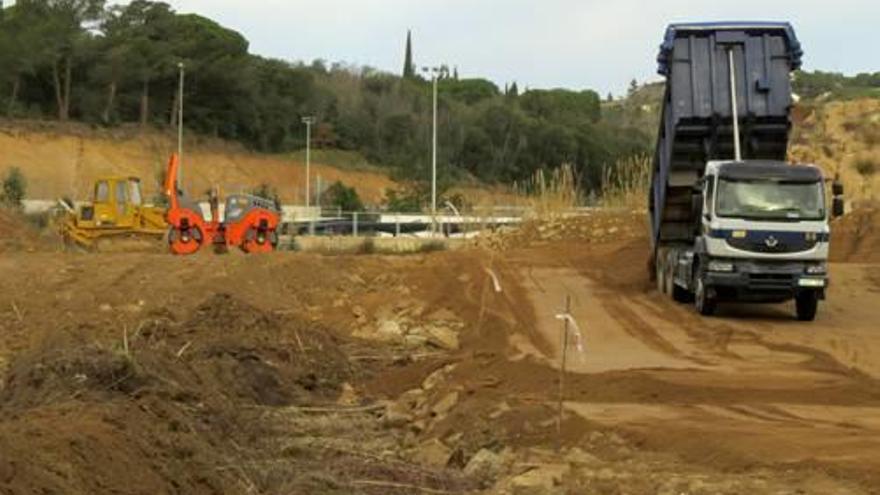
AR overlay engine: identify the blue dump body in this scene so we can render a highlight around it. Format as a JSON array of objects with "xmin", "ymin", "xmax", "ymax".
[{"xmin": 649, "ymin": 22, "xmax": 803, "ymax": 254}]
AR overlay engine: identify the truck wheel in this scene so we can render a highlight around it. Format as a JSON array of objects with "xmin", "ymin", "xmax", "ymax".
[
  {"xmin": 664, "ymin": 261, "xmax": 675, "ymax": 298},
  {"xmin": 795, "ymin": 292, "xmax": 819, "ymax": 321},
  {"xmin": 656, "ymin": 260, "xmax": 667, "ymax": 295},
  {"xmin": 694, "ymin": 276, "xmax": 716, "ymax": 316},
  {"xmin": 672, "ymin": 283, "xmax": 691, "ymax": 303}
]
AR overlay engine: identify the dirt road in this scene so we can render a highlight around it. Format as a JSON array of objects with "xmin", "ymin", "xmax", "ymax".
[
  {"xmin": 510, "ymin": 244, "xmax": 880, "ymax": 492},
  {"xmin": 1, "ymin": 210, "xmax": 879, "ymax": 494}
]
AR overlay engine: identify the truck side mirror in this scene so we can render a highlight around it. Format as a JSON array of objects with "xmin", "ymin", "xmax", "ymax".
[
  {"xmin": 832, "ymin": 197, "xmax": 845, "ymax": 219},
  {"xmin": 832, "ymin": 181, "xmax": 844, "ymax": 197}
]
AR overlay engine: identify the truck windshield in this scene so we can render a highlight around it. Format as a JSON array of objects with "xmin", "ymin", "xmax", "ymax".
[{"xmin": 716, "ymin": 179, "xmax": 825, "ymax": 221}]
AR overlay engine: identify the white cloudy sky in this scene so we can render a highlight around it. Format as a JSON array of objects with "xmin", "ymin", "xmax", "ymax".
[{"xmin": 129, "ymin": 1, "xmax": 878, "ymax": 95}]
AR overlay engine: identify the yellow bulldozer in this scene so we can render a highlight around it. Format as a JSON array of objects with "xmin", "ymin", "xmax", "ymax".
[{"xmin": 60, "ymin": 176, "xmax": 168, "ymax": 250}]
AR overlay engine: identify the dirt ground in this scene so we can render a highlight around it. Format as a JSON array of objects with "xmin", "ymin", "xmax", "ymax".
[{"xmin": 1, "ymin": 209, "xmax": 879, "ymax": 494}]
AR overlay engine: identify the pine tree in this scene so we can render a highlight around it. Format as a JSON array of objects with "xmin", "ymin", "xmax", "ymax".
[
  {"xmin": 403, "ymin": 30, "xmax": 415, "ymax": 79},
  {"xmin": 453, "ymin": 66, "xmax": 459, "ymax": 80},
  {"xmin": 509, "ymin": 82, "xmax": 519, "ymax": 97}
]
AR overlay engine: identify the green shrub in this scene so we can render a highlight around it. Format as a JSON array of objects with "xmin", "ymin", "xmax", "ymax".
[
  {"xmin": 854, "ymin": 158, "xmax": 877, "ymax": 179},
  {"xmin": 1, "ymin": 167, "xmax": 27, "ymax": 208},
  {"xmin": 322, "ymin": 181, "xmax": 364, "ymax": 212}
]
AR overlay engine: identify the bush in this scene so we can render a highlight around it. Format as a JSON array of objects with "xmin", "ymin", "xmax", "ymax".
[
  {"xmin": 1, "ymin": 167, "xmax": 27, "ymax": 208},
  {"xmin": 322, "ymin": 181, "xmax": 364, "ymax": 212},
  {"xmin": 854, "ymin": 158, "xmax": 877, "ymax": 179}
]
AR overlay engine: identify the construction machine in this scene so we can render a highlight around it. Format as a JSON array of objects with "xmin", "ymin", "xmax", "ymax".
[
  {"xmin": 649, "ymin": 22, "xmax": 842, "ymax": 321},
  {"xmin": 60, "ymin": 176, "xmax": 167, "ymax": 250},
  {"xmin": 163, "ymin": 154, "xmax": 280, "ymax": 255}
]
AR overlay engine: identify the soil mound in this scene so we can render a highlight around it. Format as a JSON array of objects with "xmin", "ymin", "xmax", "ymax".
[
  {"xmin": 481, "ymin": 210, "xmax": 646, "ymax": 250},
  {"xmin": 831, "ymin": 205, "xmax": 880, "ymax": 263},
  {"xmin": 0, "ymin": 293, "xmax": 358, "ymax": 494},
  {"xmin": 0, "ymin": 209, "xmax": 41, "ymax": 252}
]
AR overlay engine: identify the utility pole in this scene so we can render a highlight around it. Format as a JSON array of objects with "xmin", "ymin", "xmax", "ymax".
[
  {"xmin": 421, "ymin": 66, "xmax": 440, "ymax": 233},
  {"xmin": 177, "ymin": 62, "xmax": 185, "ymax": 188},
  {"xmin": 301, "ymin": 116, "xmax": 316, "ymax": 208}
]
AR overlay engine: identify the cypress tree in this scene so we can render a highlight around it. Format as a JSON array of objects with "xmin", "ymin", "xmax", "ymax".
[{"xmin": 403, "ymin": 30, "xmax": 415, "ymax": 79}]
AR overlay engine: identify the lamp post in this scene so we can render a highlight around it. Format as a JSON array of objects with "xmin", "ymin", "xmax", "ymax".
[
  {"xmin": 301, "ymin": 116, "xmax": 315, "ymax": 208},
  {"xmin": 421, "ymin": 66, "xmax": 440, "ymax": 233},
  {"xmin": 177, "ymin": 62, "xmax": 185, "ymax": 187}
]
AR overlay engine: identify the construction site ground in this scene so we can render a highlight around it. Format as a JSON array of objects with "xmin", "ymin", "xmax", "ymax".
[{"xmin": 0, "ymin": 208, "xmax": 879, "ymax": 494}]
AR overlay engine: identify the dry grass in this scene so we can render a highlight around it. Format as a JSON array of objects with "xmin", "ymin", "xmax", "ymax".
[
  {"xmin": 512, "ymin": 164, "xmax": 582, "ymax": 218},
  {"xmin": 600, "ymin": 155, "xmax": 651, "ymax": 209}
]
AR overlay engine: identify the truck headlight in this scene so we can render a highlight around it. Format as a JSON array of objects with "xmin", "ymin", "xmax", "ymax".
[
  {"xmin": 708, "ymin": 260, "xmax": 735, "ymax": 273},
  {"xmin": 805, "ymin": 263, "xmax": 827, "ymax": 275}
]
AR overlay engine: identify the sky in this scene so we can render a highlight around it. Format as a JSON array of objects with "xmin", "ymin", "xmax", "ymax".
[{"xmin": 113, "ymin": 0, "xmax": 880, "ymax": 96}]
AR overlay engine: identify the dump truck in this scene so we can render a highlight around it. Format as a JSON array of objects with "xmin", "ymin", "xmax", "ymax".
[{"xmin": 650, "ymin": 22, "xmax": 843, "ymax": 321}]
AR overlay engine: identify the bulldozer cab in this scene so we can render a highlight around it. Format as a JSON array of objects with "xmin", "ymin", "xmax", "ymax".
[{"xmin": 83, "ymin": 177, "xmax": 144, "ymax": 227}]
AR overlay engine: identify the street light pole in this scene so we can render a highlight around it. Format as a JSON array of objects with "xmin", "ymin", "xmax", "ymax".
[
  {"xmin": 422, "ymin": 66, "xmax": 440, "ymax": 233},
  {"xmin": 431, "ymin": 71, "xmax": 438, "ymax": 229},
  {"xmin": 177, "ymin": 62, "xmax": 185, "ymax": 187},
  {"xmin": 301, "ymin": 116, "xmax": 315, "ymax": 208}
]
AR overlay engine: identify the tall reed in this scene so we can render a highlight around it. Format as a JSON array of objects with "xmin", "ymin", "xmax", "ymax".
[{"xmin": 600, "ymin": 155, "xmax": 651, "ymax": 209}]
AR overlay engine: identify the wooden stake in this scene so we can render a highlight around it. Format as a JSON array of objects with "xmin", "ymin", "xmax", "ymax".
[{"xmin": 557, "ymin": 294, "xmax": 571, "ymax": 452}]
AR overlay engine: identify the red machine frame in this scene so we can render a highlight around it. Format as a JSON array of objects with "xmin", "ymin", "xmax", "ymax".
[{"xmin": 163, "ymin": 154, "xmax": 281, "ymax": 255}]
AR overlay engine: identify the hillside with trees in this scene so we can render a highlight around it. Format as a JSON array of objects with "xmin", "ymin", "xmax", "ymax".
[{"xmin": 0, "ymin": 0, "xmax": 651, "ymax": 202}]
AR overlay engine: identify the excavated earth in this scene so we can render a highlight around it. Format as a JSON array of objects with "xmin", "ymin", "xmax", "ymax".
[{"xmin": 0, "ymin": 208, "xmax": 879, "ymax": 494}]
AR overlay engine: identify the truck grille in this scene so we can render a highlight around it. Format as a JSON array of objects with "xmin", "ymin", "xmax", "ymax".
[
  {"xmin": 747, "ymin": 273, "xmax": 796, "ymax": 290},
  {"xmin": 726, "ymin": 236, "xmax": 817, "ymax": 254}
]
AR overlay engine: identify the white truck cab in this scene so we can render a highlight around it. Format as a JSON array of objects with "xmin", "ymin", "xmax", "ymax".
[{"xmin": 661, "ymin": 160, "xmax": 832, "ymax": 320}]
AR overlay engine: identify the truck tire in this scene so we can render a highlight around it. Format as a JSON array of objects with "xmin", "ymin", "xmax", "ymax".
[
  {"xmin": 694, "ymin": 275, "xmax": 716, "ymax": 316},
  {"xmin": 795, "ymin": 292, "xmax": 819, "ymax": 321},
  {"xmin": 671, "ymin": 283, "xmax": 691, "ymax": 303},
  {"xmin": 656, "ymin": 261, "xmax": 667, "ymax": 295}
]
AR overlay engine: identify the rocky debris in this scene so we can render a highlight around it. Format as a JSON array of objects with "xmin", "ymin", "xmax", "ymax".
[
  {"xmin": 412, "ymin": 438, "xmax": 453, "ymax": 468},
  {"xmin": 425, "ymin": 325, "xmax": 460, "ymax": 350},
  {"xmin": 505, "ymin": 464, "xmax": 570, "ymax": 494},
  {"xmin": 464, "ymin": 448, "xmax": 508, "ymax": 481},
  {"xmin": 475, "ymin": 211, "xmax": 645, "ymax": 251},
  {"xmin": 382, "ymin": 400, "xmax": 414, "ymax": 428},
  {"xmin": 348, "ymin": 303, "xmax": 466, "ymax": 351},
  {"xmin": 376, "ymin": 319, "xmax": 404, "ymax": 341},
  {"xmin": 564, "ymin": 447, "xmax": 601, "ymax": 467},
  {"xmin": 422, "ymin": 364, "xmax": 457, "ymax": 390},
  {"xmin": 397, "ymin": 388, "xmax": 428, "ymax": 411},
  {"xmin": 431, "ymin": 391, "xmax": 460, "ymax": 418},
  {"xmin": 336, "ymin": 382, "xmax": 359, "ymax": 406},
  {"xmin": 351, "ymin": 305, "xmax": 367, "ymax": 325},
  {"xmin": 404, "ymin": 334, "xmax": 429, "ymax": 348}
]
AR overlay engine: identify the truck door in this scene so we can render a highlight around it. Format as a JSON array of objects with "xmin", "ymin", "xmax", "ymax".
[{"xmin": 702, "ymin": 175, "xmax": 715, "ymax": 234}]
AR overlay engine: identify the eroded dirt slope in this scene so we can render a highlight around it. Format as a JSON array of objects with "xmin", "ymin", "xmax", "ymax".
[{"xmin": 0, "ymin": 122, "xmax": 394, "ymax": 204}]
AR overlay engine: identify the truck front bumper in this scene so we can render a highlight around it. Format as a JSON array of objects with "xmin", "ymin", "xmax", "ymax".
[{"xmin": 704, "ymin": 260, "xmax": 827, "ymax": 303}]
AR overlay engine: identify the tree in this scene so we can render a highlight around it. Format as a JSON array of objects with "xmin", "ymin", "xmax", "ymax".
[
  {"xmin": 100, "ymin": 1, "xmax": 175, "ymax": 126},
  {"xmin": 628, "ymin": 78, "xmax": 638, "ymax": 97},
  {"xmin": 323, "ymin": 181, "xmax": 364, "ymax": 211},
  {"xmin": 0, "ymin": 2, "xmax": 652, "ymax": 191},
  {"xmin": 402, "ymin": 29, "xmax": 415, "ymax": 79},
  {"xmin": 18, "ymin": 0, "xmax": 107, "ymax": 121},
  {"xmin": 1, "ymin": 167, "xmax": 27, "ymax": 207},
  {"xmin": 440, "ymin": 78, "xmax": 500, "ymax": 105}
]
